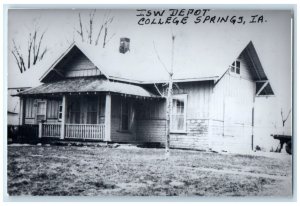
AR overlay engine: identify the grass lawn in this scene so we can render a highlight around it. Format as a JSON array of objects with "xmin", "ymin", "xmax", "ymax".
[{"xmin": 7, "ymin": 144, "xmax": 292, "ymax": 196}]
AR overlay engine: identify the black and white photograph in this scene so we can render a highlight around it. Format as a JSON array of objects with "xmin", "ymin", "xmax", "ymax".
[{"xmin": 5, "ymin": 6, "xmax": 294, "ymax": 198}]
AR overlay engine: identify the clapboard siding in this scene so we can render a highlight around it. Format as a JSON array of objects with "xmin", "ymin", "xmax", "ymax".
[
  {"xmin": 136, "ymin": 120, "xmax": 166, "ymax": 143},
  {"xmin": 110, "ymin": 95, "xmax": 136, "ymax": 142},
  {"xmin": 170, "ymin": 119, "xmax": 209, "ymax": 150},
  {"xmin": 135, "ymin": 83, "xmax": 212, "ymax": 149},
  {"xmin": 173, "ymin": 81, "xmax": 213, "ymax": 120},
  {"xmin": 24, "ymin": 98, "xmax": 61, "ymax": 125},
  {"xmin": 61, "ymin": 51, "xmax": 101, "ymax": 78},
  {"xmin": 111, "ymin": 117, "xmax": 136, "ymax": 142},
  {"xmin": 170, "ymin": 135, "xmax": 209, "ymax": 150}
]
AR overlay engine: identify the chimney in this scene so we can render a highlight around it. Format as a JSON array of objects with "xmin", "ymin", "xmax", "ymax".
[{"xmin": 119, "ymin": 37, "xmax": 130, "ymax": 54}]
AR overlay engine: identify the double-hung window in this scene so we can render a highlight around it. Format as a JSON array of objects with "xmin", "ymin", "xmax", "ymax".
[{"xmin": 171, "ymin": 94, "xmax": 187, "ymax": 133}]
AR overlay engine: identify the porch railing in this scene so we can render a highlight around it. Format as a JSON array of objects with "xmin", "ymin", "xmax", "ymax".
[
  {"xmin": 65, "ymin": 124, "xmax": 105, "ymax": 140},
  {"xmin": 42, "ymin": 123, "xmax": 61, "ymax": 138},
  {"xmin": 39, "ymin": 123, "xmax": 105, "ymax": 140}
]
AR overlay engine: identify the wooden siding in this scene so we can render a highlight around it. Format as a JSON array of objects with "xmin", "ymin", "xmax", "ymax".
[
  {"xmin": 238, "ymin": 57, "xmax": 254, "ymax": 81},
  {"xmin": 210, "ymin": 58, "xmax": 256, "ymax": 153},
  {"xmin": 135, "ymin": 86, "xmax": 212, "ymax": 150},
  {"xmin": 173, "ymin": 81, "xmax": 213, "ymax": 120},
  {"xmin": 60, "ymin": 51, "xmax": 101, "ymax": 78},
  {"xmin": 136, "ymin": 120, "xmax": 166, "ymax": 143},
  {"xmin": 136, "ymin": 99, "xmax": 166, "ymax": 143},
  {"xmin": 110, "ymin": 95, "xmax": 137, "ymax": 142},
  {"xmin": 170, "ymin": 119, "xmax": 209, "ymax": 150},
  {"xmin": 25, "ymin": 98, "xmax": 61, "ymax": 124}
]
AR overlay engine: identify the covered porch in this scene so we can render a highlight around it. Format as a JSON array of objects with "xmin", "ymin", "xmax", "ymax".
[
  {"xmin": 17, "ymin": 77, "xmax": 161, "ymax": 142},
  {"xmin": 37, "ymin": 93, "xmax": 109, "ymax": 141}
]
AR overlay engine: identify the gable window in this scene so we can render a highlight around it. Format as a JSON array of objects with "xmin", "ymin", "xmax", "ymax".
[
  {"xmin": 120, "ymin": 100, "xmax": 129, "ymax": 131},
  {"xmin": 230, "ymin": 60, "xmax": 240, "ymax": 74},
  {"xmin": 171, "ymin": 94, "xmax": 187, "ymax": 133}
]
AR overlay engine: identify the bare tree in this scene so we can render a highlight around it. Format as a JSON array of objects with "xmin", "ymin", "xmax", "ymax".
[
  {"xmin": 76, "ymin": 13, "xmax": 84, "ymax": 42},
  {"xmin": 280, "ymin": 108, "xmax": 291, "ymax": 127},
  {"xmin": 11, "ymin": 40, "xmax": 26, "ymax": 73},
  {"xmin": 11, "ymin": 26, "xmax": 48, "ymax": 73},
  {"xmin": 75, "ymin": 10, "xmax": 115, "ymax": 48},
  {"xmin": 153, "ymin": 34, "xmax": 176, "ymax": 156}
]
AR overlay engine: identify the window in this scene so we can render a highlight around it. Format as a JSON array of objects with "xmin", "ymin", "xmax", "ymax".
[
  {"xmin": 120, "ymin": 100, "xmax": 129, "ymax": 131},
  {"xmin": 87, "ymin": 99, "xmax": 98, "ymax": 124},
  {"xmin": 58, "ymin": 104, "xmax": 63, "ymax": 121},
  {"xmin": 36, "ymin": 101, "xmax": 46, "ymax": 122},
  {"xmin": 229, "ymin": 60, "xmax": 241, "ymax": 74},
  {"xmin": 47, "ymin": 100, "xmax": 59, "ymax": 119},
  {"xmin": 171, "ymin": 94, "xmax": 187, "ymax": 132},
  {"xmin": 69, "ymin": 101, "xmax": 81, "ymax": 124},
  {"xmin": 25, "ymin": 98, "xmax": 35, "ymax": 118}
]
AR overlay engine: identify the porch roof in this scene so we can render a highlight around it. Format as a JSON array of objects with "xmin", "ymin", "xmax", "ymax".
[{"xmin": 17, "ymin": 77, "xmax": 158, "ymax": 98}]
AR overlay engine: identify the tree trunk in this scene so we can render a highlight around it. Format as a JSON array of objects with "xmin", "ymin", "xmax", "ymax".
[{"xmin": 165, "ymin": 75, "xmax": 173, "ymax": 156}]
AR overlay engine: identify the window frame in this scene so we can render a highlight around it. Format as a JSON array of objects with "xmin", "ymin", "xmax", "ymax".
[
  {"xmin": 25, "ymin": 98, "xmax": 35, "ymax": 119},
  {"xmin": 58, "ymin": 103, "xmax": 63, "ymax": 122},
  {"xmin": 170, "ymin": 94, "xmax": 187, "ymax": 133},
  {"xmin": 120, "ymin": 100, "xmax": 130, "ymax": 131},
  {"xmin": 229, "ymin": 60, "xmax": 241, "ymax": 75},
  {"xmin": 36, "ymin": 100, "xmax": 47, "ymax": 122}
]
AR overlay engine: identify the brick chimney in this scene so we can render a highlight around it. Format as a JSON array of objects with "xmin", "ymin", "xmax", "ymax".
[{"xmin": 119, "ymin": 37, "xmax": 130, "ymax": 54}]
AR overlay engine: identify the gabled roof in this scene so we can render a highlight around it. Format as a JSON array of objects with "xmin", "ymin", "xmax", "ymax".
[
  {"xmin": 39, "ymin": 38, "xmax": 254, "ymax": 84},
  {"xmin": 238, "ymin": 41, "xmax": 268, "ymax": 81},
  {"xmin": 238, "ymin": 41, "xmax": 274, "ymax": 95}
]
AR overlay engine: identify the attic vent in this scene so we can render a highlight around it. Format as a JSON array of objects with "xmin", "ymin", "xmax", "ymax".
[{"xmin": 119, "ymin": 37, "xmax": 130, "ymax": 54}]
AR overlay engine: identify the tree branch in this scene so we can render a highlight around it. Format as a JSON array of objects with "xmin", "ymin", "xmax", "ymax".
[
  {"xmin": 77, "ymin": 13, "xmax": 84, "ymax": 42},
  {"xmin": 154, "ymin": 83, "xmax": 164, "ymax": 97},
  {"xmin": 153, "ymin": 41, "xmax": 170, "ymax": 75}
]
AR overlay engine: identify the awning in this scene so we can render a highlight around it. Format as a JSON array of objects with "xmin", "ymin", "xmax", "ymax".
[{"xmin": 16, "ymin": 77, "xmax": 159, "ymax": 98}]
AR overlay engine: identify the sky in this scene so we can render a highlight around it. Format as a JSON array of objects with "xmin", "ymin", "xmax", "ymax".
[{"xmin": 7, "ymin": 8, "xmax": 293, "ymax": 132}]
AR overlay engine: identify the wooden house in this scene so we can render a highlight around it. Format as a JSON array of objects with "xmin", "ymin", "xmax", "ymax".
[{"xmin": 15, "ymin": 39, "xmax": 274, "ymax": 153}]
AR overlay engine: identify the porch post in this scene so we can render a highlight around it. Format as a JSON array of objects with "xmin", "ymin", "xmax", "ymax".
[
  {"xmin": 60, "ymin": 95, "xmax": 67, "ymax": 139},
  {"xmin": 19, "ymin": 97, "xmax": 25, "ymax": 125},
  {"xmin": 38, "ymin": 122, "xmax": 43, "ymax": 138},
  {"xmin": 104, "ymin": 93, "xmax": 111, "ymax": 142}
]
